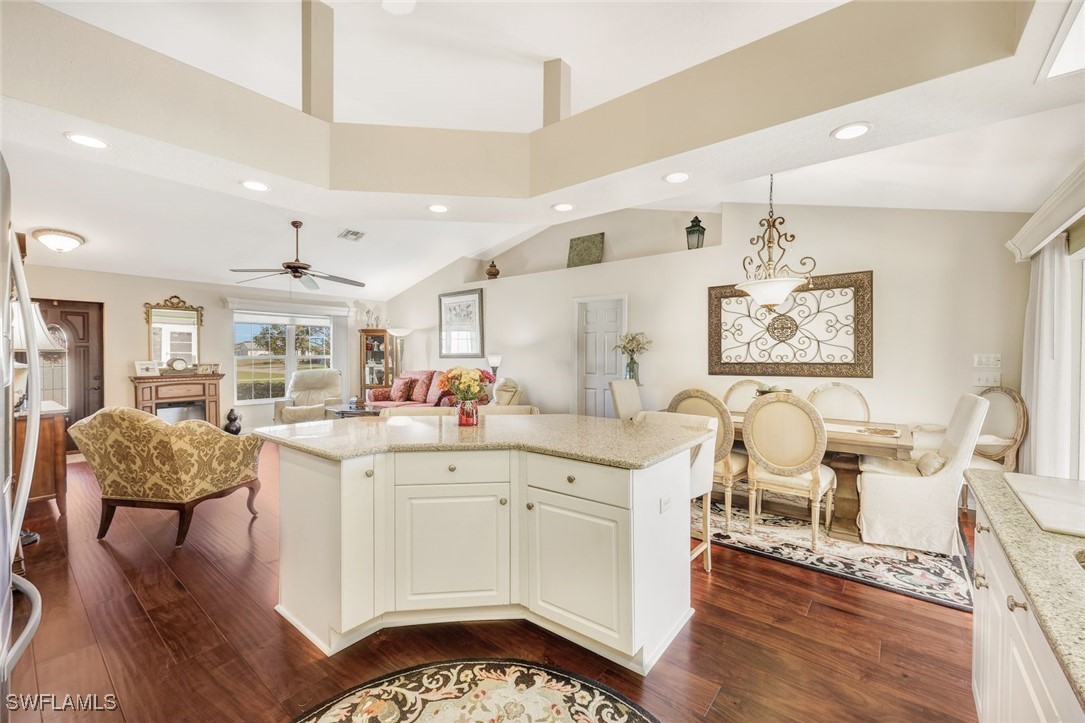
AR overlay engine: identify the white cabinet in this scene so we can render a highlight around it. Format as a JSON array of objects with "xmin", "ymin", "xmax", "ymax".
[
  {"xmin": 972, "ymin": 506, "xmax": 1084, "ymax": 723},
  {"xmin": 524, "ymin": 486, "xmax": 633, "ymax": 653},
  {"xmin": 395, "ymin": 482, "xmax": 510, "ymax": 610}
]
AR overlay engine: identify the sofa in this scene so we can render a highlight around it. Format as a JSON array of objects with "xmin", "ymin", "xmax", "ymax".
[{"xmin": 366, "ymin": 369, "xmax": 493, "ymax": 410}]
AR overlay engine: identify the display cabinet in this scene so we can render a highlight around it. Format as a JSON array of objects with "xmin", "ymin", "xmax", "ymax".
[{"xmin": 360, "ymin": 328, "xmax": 391, "ymax": 395}]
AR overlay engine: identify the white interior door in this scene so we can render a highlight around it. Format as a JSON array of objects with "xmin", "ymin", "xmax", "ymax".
[{"xmin": 576, "ymin": 299, "xmax": 623, "ymax": 416}]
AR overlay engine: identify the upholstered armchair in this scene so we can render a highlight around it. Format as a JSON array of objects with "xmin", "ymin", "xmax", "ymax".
[
  {"xmin": 68, "ymin": 407, "xmax": 263, "ymax": 546},
  {"xmin": 274, "ymin": 369, "xmax": 343, "ymax": 423},
  {"xmin": 857, "ymin": 394, "xmax": 988, "ymax": 555}
]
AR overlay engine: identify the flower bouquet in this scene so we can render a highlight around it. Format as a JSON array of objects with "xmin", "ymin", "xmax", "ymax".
[
  {"xmin": 438, "ymin": 367, "xmax": 496, "ymax": 426},
  {"xmin": 613, "ymin": 331, "xmax": 652, "ymax": 385}
]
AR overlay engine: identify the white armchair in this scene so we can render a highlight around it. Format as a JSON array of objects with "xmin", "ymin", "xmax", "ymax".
[
  {"xmin": 273, "ymin": 369, "xmax": 343, "ymax": 423},
  {"xmin": 492, "ymin": 378, "xmax": 523, "ymax": 406},
  {"xmin": 857, "ymin": 393, "xmax": 989, "ymax": 555}
]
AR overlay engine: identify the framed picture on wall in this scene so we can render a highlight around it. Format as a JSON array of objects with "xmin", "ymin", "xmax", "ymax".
[
  {"xmin": 133, "ymin": 360, "xmax": 160, "ymax": 376},
  {"xmin": 438, "ymin": 288, "xmax": 485, "ymax": 358}
]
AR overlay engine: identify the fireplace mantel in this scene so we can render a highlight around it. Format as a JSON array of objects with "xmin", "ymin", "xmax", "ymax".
[{"xmin": 130, "ymin": 373, "xmax": 224, "ymax": 426}]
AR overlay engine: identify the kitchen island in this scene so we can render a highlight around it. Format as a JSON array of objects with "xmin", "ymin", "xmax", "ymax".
[{"xmin": 254, "ymin": 413, "xmax": 714, "ymax": 674}]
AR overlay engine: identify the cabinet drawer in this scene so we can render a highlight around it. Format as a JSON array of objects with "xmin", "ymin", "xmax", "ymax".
[
  {"xmin": 525, "ymin": 452, "xmax": 631, "ymax": 509},
  {"xmin": 394, "ymin": 450, "xmax": 510, "ymax": 485},
  {"xmin": 156, "ymin": 383, "xmax": 206, "ymax": 399}
]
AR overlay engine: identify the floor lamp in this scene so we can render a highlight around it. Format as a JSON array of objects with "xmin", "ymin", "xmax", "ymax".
[{"xmin": 386, "ymin": 328, "xmax": 413, "ymax": 378}]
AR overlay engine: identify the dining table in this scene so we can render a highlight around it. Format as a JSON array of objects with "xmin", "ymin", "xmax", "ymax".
[{"xmin": 731, "ymin": 413, "xmax": 914, "ymax": 542}]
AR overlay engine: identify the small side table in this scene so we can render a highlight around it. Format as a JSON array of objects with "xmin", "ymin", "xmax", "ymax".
[{"xmin": 327, "ymin": 404, "xmax": 381, "ymax": 418}]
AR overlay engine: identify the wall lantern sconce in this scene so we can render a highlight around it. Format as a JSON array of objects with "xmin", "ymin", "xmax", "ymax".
[{"xmin": 686, "ymin": 217, "xmax": 705, "ymax": 250}]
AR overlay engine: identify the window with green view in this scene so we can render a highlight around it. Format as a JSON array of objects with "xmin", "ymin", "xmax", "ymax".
[{"xmin": 233, "ymin": 311, "xmax": 333, "ymax": 402}]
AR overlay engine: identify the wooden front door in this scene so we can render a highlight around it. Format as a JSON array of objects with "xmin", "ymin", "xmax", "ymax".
[{"xmin": 35, "ymin": 299, "xmax": 104, "ymax": 452}]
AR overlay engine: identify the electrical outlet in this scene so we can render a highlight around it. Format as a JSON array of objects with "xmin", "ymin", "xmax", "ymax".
[
  {"xmin": 973, "ymin": 372, "xmax": 1001, "ymax": 387},
  {"xmin": 659, "ymin": 496, "xmax": 672, "ymax": 514}
]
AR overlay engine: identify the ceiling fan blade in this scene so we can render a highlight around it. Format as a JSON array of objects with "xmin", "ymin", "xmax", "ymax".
[
  {"xmin": 230, "ymin": 268, "xmax": 283, "ymax": 273},
  {"xmin": 307, "ymin": 270, "xmax": 367, "ymax": 288},
  {"xmin": 236, "ymin": 272, "xmax": 286, "ymax": 284},
  {"xmin": 299, "ymin": 274, "xmax": 320, "ymax": 291}
]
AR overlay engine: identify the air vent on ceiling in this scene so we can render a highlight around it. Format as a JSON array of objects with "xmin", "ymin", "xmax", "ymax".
[{"xmin": 338, "ymin": 228, "xmax": 365, "ymax": 242}]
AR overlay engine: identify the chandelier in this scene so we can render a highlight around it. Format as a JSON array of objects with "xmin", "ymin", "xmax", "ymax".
[{"xmin": 735, "ymin": 174, "xmax": 817, "ymax": 311}]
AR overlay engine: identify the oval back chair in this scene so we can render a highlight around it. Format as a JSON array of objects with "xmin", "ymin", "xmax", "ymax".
[
  {"xmin": 722, "ymin": 379, "xmax": 762, "ymax": 414},
  {"xmin": 807, "ymin": 382, "xmax": 870, "ymax": 422},
  {"xmin": 975, "ymin": 386, "xmax": 1027, "ymax": 471}
]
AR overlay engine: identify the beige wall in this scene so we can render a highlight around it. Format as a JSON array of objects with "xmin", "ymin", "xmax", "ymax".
[
  {"xmin": 27, "ymin": 265, "xmax": 380, "ymax": 430},
  {"xmin": 388, "ymin": 204, "xmax": 1030, "ymax": 425}
]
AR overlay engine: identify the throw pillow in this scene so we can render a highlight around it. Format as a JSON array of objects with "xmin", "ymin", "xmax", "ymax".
[
  {"xmin": 408, "ymin": 370, "xmax": 436, "ymax": 404},
  {"xmin": 916, "ymin": 452, "xmax": 947, "ymax": 476},
  {"xmin": 369, "ymin": 388, "xmax": 391, "ymax": 402},
  {"xmin": 390, "ymin": 376, "xmax": 415, "ymax": 402}
]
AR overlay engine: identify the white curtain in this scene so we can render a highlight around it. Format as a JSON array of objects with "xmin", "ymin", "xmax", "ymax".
[{"xmin": 1019, "ymin": 235, "xmax": 1072, "ymax": 477}]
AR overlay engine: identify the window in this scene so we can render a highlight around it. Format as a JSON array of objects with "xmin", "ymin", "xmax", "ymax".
[{"xmin": 233, "ymin": 311, "xmax": 333, "ymax": 402}]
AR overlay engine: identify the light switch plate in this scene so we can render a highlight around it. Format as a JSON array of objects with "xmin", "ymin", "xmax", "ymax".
[
  {"xmin": 973, "ymin": 353, "xmax": 1002, "ymax": 368},
  {"xmin": 973, "ymin": 372, "xmax": 1001, "ymax": 387},
  {"xmin": 659, "ymin": 496, "xmax": 672, "ymax": 513}
]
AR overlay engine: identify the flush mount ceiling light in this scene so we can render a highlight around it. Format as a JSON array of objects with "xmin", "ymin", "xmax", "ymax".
[
  {"xmin": 551, "ymin": 202, "xmax": 575, "ymax": 212},
  {"xmin": 241, "ymin": 180, "xmax": 269, "ymax": 192},
  {"xmin": 663, "ymin": 171, "xmax": 691, "ymax": 184},
  {"xmin": 32, "ymin": 228, "xmax": 86, "ymax": 253},
  {"xmin": 830, "ymin": 122, "xmax": 871, "ymax": 140},
  {"xmin": 63, "ymin": 132, "xmax": 109, "ymax": 149},
  {"xmin": 428, "ymin": 204, "xmax": 450, "ymax": 214},
  {"xmin": 734, "ymin": 174, "xmax": 817, "ymax": 312}
]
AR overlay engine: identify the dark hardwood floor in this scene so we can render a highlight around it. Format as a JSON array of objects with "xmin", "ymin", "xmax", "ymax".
[{"xmin": 11, "ymin": 445, "xmax": 978, "ymax": 722}]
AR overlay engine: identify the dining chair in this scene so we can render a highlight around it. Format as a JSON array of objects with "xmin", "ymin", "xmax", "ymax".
[
  {"xmin": 857, "ymin": 393, "xmax": 988, "ymax": 555},
  {"xmin": 743, "ymin": 392, "xmax": 836, "ymax": 551},
  {"xmin": 609, "ymin": 379, "xmax": 643, "ymax": 420},
  {"xmin": 379, "ymin": 407, "xmax": 456, "ymax": 417},
  {"xmin": 634, "ymin": 410, "xmax": 718, "ymax": 571},
  {"xmin": 721, "ymin": 379, "xmax": 762, "ymax": 414},
  {"xmin": 666, "ymin": 388, "xmax": 748, "ymax": 537},
  {"xmin": 807, "ymin": 382, "xmax": 870, "ymax": 422},
  {"xmin": 478, "ymin": 405, "xmax": 540, "ymax": 415}
]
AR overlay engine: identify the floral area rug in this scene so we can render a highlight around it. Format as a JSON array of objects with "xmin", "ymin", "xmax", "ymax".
[
  {"xmin": 692, "ymin": 499, "xmax": 973, "ymax": 611},
  {"xmin": 294, "ymin": 659, "xmax": 659, "ymax": 723}
]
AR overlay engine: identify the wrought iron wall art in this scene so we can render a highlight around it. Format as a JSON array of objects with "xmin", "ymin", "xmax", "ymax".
[{"xmin": 708, "ymin": 271, "xmax": 873, "ymax": 377}]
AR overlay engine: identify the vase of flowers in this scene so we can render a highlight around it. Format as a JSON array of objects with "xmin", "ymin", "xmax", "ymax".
[
  {"xmin": 438, "ymin": 367, "xmax": 496, "ymax": 426},
  {"xmin": 614, "ymin": 331, "xmax": 652, "ymax": 386}
]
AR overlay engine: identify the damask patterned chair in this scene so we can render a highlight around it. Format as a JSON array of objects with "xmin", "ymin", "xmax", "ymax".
[{"xmin": 68, "ymin": 407, "xmax": 263, "ymax": 546}]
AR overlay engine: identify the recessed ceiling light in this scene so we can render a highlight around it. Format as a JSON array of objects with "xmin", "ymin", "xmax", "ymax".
[
  {"xmin": 63, "ymin": 132, "xmax": 109, "ymax": 149},
  {"xmin": 830, "ymin": 122, "xmax": 871, "ymax": 140},
  {"xmin": 551, "ymin": 203, "xmax": 575, "ymax": 212},
  {"xmin": 663, "ymin": 171, "xmax": 691, "ymax": 184},
  {"xmin": 32, "ymin": 228, "xmax": 85, "ymax": 253},
  {"xmin": 241, "ymin": 180, "xmax": 269, "ymax": 192},
  {"xmin": 428, "ymin": 204, "xmax": 450, "ymax": 214}
]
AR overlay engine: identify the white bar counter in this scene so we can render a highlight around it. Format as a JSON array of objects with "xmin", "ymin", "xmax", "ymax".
[{"xmin": 255, "ymin": 414, "xmax": 713, "ymax": 674}]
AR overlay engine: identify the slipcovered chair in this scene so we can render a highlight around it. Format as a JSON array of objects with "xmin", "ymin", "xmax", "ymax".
[
  {"xmin": 274, "ymin": 369, "xmax": 343, "ymax": 423},
  {"xmin": 666, "ymin": 389, "xmax": 749, "ymax": 550},
  {"xmin": 634, "ymin": 409, "xmax": 718, "ymax": 571},
  {"xmin": 906, "ymin": 386, "xmax": 1027, "ymax": 472},
  {"xmin": 857, "ymin": 393, "xmax": 989, "ymax": 555},
  {"xmin": 379, "ymin": 406, "xmax": 456, "ymax": 417},
  {"xmin": 609, "ymin": 379, "xmax": 643, "ymax": 421},
  {"xmin": 807, "ymin": 382, "xmax": 870, "ymax": 422},
  {"xmin": 478, "ymin": 405, "xmax": 540, "ymax": 415},
  {"xmin": 744, "ymin": 393, "xmax": 836, "ymax": 551},
  {"xmin": 493, "ymin": 378, "xmax": 523, "ymax": 406},
  {"xmin": 68, "ymin": 407, "xmax": 262, "ymax": 547}
]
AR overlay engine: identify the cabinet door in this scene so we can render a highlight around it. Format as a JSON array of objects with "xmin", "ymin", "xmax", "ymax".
[
  {"xmin": 524, "ymin": 487, "xmax": 633, "ymax": 654},
  {"xmin": 395, "ymin": 483, "xmax": 510, "ymax": 611}
]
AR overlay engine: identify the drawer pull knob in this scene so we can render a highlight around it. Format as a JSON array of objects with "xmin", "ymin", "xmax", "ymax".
[
  {"xmin": 976, "ymin": 523, "xmax": 990, "ymax": 533},
  {"xmin": 499, "ymin": 498, "xmax": 508, "ymax": 506},
  {"xmin": 526, "ymin": 502, "xmax": 535, "ymax": 510},
  {"xmin": 1007, "ymin": 595, "xmax": 1028, "ymax": 613},
  {"xmin": 972, "ymin": 571, "xmax": 988, "ymax": 589},
  {"xmin": 567, "ymin": 475, "xmax": 576, "ymax": 483},
  {"xmin": 448, "ymin": 464, "xmax": 457, "ymax": 472},
  {"xmin": 364, "ymin": 469, "xmax": 374, "ymax": 478}
]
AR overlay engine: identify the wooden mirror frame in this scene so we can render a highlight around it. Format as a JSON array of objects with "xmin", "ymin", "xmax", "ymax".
[{"xmin": 144, "ymin": 295, "xmax": 204, "ymax": 364}]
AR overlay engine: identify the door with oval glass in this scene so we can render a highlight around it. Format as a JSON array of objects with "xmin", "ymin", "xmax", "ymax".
[{"xmin": 36, "ymin": 299, "xmax": 104, "ymax": 451}]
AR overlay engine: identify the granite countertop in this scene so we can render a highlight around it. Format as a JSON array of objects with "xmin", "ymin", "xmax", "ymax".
[
  {"xmin": 254, "ymin": 413, "xmax": 714, "ymax": 469},
  {"xmin": 966, "ymin": 469, "xmax": 1085, "ymax": 708}
]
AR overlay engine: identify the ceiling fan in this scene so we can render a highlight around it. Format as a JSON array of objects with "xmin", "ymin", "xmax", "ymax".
[{"xmin": 231, "ymin": 220, "xmax": 366, "ymax": 290}]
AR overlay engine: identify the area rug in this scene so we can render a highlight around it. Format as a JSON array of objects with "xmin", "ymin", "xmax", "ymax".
[
  {"xmin": 294, "ymin": 659, "xmax": 659, "ymax": 723},
  {"xmin": 692, "ymin": 499, "xmax": 973, "ymax": 612}
]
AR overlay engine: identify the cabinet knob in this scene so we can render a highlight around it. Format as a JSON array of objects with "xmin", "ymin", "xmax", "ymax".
[
  {"xmin": 365, "ymin": 469, "xmax": 374, "ymax": 478},
  {"xmin": 526, "ymin": 502, "xmax": 535, "ymax": 510},
  {"xmin": 976, "ymin": 522, "xmax": 990, "ymax": 534},
  {"xmin": 1007, "ymin": 595, "xmax": 1028, "ymax": 613},
  {"xmin": 972, "ymin": 571, "xmax": 988, "ymax": 589},
  {"xmin": 567, "ymin": 475, "xmax": 576, "ymax": 484},
  {"xmin": 499, "ymin": 498, "xmax": 508, "ymax": 506},
  {"xmin": 448, "ymin": 464, "xmax": 457, "ymax": 472}
]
